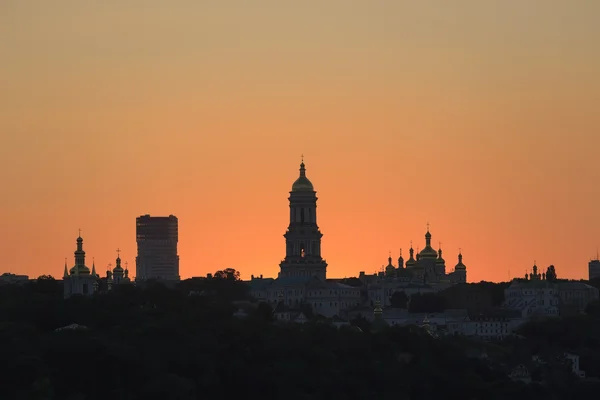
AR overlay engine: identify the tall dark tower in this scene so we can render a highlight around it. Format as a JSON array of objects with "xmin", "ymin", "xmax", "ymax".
[
  {"xmin": 279, "ymin": 159, "xmax": 327, "ymax": 281},
  {"xmin": 136, "ymin": 214, "xmax": 179, "ymax": 281}
]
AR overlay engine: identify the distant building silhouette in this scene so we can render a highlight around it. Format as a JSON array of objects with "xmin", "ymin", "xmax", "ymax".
[
  {"xmin": 589, "ymin": 257, "xmax": 600, "ymax": 281},
  {"xmin": 0, "ymin": 272, "xmax": 29, "ymax": 285},
  {"xmin": 278, "ymin": 159, "xmax": 327, "ymax": 281},
  {"xmin": 135, "ymin": 214, "xmax": 180, "ymax": 282},
  {"xmin": 394, "ymin": 229, "xmax": 467, "ymax": 284},
  {"xmin": 250, "ymin": 159, "xmax": 361, "ymax": 318},
  {"xmin": 106, "ymin": 249, "xmax": 132, "ymax": 289},
  {"xmin": 63, "ymin": 233, "xmax": 99, "ymax": 298}
]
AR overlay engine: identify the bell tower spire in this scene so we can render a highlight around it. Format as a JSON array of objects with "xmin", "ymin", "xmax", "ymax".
[{"xmin": 280, "ymin": 158, "xmax": 327, "ymax": 280}]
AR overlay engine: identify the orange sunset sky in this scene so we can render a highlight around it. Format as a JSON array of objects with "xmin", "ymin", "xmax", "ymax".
[{"xmin": 1, "ymin": 1, "xmax": 599, "ymax": 282}]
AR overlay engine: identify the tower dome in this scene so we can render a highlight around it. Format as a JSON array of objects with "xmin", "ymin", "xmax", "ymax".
[
  {"xmin": 70, "ymin": 234, "xmax": 90, "ymax": 275},
  {"xmin": 291, "ymin": 160, "xmax": 314, "ymax": 192},
  {"xmin": 113, "ymin": 249, "xmax": 124, "ymax": 274},
  {"xmin": 406, "ymin": 245, "xmax": 416, "ymax": 267},
  {"xmin": 418, "ymin": 228, "xmax": 438, "ymax": 259},
  {"xmin": 113, "ymin": 257, "xmax": 124, "ymax": 273},
  {"xmin": 455, "ymin": 252, "xmax": 466, "ymax": 270},
  {"xmin": 436, "ymin": 247, "xmax": 445, "ymax": 264}
]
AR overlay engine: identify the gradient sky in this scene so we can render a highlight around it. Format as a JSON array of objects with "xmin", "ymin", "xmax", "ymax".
[{"xmin": 2, "ymin": 1, "xmax": 599, "ymax": 282}]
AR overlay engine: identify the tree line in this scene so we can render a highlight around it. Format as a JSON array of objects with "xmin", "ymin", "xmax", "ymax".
[{"xmin": 0, "ymin": 272, "xmax": 599, "ymax": 399}]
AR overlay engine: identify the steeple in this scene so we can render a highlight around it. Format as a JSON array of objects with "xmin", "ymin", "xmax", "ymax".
[
  {"xmin": 280, "ymin": 159, "xmax": 327, "ymax": 280},
  {"xmin": 91, "ymin": 258, "xmax": 97, "ymax": 277},
  {"xmin": 113, "ymin": 249, "xmax": 124, "ymax": 283},
  {"xmin": 70, "ymin": 231, "xmax": 90, "ymax": 275},
  {"xmin": 63, "ymin": 258, "xmax": 68, "ymax": 278},
  {"xmin": 406, "ymin": 242, "xmax": 416, "ymax": 267},
  {"xmin": 455, "ymin": 249, "xmax": 466, "ymax": 270},
  {"xmin": 436, "ymin": 242, "xmax": 445, "ymax": 265},
  {"xmin": 385, "ymin": 251, "xmax": 395, "ymax": 277},
  {"xmin": 419, "ymin": 223, "xmax": 438, "ymax": 259},
  {"xmin": 291, "ymin": 156, "xmax": 314, "ymax": 192},
  {"xmin": 398, "ymin": 248, "xmax": 404, "ymax": 269}
]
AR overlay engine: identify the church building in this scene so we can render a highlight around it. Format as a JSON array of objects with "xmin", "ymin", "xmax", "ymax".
[
  {"xmin": 250, "ymin": 159, "xmax": 361, "ymax": 318},
  {"xmin": 63, "ymin": 233, "xmax": 99, "ymax": 298},
  {"xmin": 106, "ymin": 249, "xmax": 132, "ymax": 290}
]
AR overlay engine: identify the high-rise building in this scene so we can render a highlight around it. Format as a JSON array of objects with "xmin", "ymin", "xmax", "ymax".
[
  {"xmin": 589, "ymin": 258, "xmax": 600, "ymax": 281},
  {"xmin": 136, "ymin": 214, "xmax": 180, "ymax": 281}
]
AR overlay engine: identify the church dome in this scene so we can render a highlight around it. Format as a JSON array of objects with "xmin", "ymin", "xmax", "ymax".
[
  {"xmin": 291, "ymin": 161, "xmax": 314, "ymax": 192},
  {"xmin": 455, "ymin": 253, "xmax": 466, "ymax": 270},
  {"xmin": 69, "ymin": 264, "xmax": 90, "ymax": 275},
  {"xmin": 419, "ymin": 229, "xmax": 438, "ymax": 259},
  {"xmin": 292, "ymin": 176, "xmax": 314, "ymax": 192},
  {"xmin": 419, "ymin": 247, "xmax": 438, "ymax": 259},
  {"xmin": 436, "ymin": 248, "xmax": 445, "ymax": 264},
  {"xmin": 113, "ymin": 255, "xmax": 124, "ymax": 273}
]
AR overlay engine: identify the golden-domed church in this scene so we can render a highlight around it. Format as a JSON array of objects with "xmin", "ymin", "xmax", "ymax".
[
  {"xmin": 63, "ymin": 233, "xmax": 99, "ymax": 298},
  {"xmin": 106, "ymin": 249, "xmax": 132, "ymax": 289},
  {"xmin": 381, "ymin": 226, "xmax": 467, "ymax": 284}
]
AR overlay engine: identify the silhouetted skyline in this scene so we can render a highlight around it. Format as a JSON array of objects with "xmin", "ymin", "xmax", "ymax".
[{"xmin": 2, "ymin": 1, "xmax": 600, "ymax": 281}]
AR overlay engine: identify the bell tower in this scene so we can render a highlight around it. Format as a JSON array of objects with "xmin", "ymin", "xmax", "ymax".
[{"xmin": 279, "ymin": 158, "xmax": 327, "ymax": 281}]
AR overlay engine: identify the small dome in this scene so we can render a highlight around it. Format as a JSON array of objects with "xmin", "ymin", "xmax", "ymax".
[
  {"xmin": 436, "ymin": 249, "xmax": 445, "ymax": 264},
  {"xmin": 455, "ymin": 254, "xmax": 466, "ymax": 270}
]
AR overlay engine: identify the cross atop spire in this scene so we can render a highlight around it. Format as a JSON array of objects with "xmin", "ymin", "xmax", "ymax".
[
  {"xmin": 427, "ymin": 222, "xmax": 430, "ymax": 231},
  {"xmin": 124, "ymin": 261, "xmax": 128, "ymax": 269},
  {"xmin": 116, "ymin": 248, "xmax": 121, "ymax": 258},
  {"xmin": 301, "ymin": 154, "xmax": 304, "ymax": 163},
  {"xmin": 78, "ymin": 228, "xmax": 82, "ymax": 237}
]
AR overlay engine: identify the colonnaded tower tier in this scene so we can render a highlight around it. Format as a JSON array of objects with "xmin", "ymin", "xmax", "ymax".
[{"xmin": 279, "ymin": 159, "xmax": 327, "ymax": 281}]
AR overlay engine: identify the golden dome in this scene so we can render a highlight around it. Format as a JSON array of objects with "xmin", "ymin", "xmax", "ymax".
[{"xmin": 291, "ymin": 162, "xmax": 314, "ymax": 192}]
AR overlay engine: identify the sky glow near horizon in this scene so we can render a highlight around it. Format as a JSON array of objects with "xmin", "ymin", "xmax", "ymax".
[{"xmin": 1, "ymin": 1, "xmax": 600, "ymax": 281}]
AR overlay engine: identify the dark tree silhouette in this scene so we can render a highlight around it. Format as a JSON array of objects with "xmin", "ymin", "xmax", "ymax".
[
  {"xmin": 214, "ymin": 268, "xmax": 241, "ymax": 281},
  {"xmin": 546, "ymin": 265, "xmax": 557, "ymax": 282}
]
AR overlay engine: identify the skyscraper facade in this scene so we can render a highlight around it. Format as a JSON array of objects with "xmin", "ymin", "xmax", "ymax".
[
  {"xmin": 589, "ymin": 258, "xmax": 600, "ymax": 281},
  {"xmin": 135, "ymin": 214, "xmax": 180, "ymax": 281}
]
